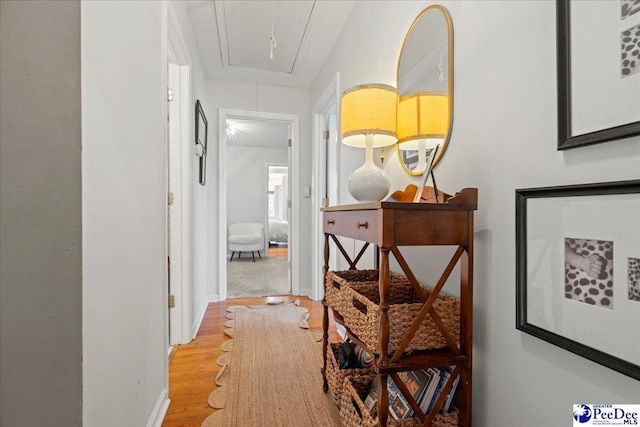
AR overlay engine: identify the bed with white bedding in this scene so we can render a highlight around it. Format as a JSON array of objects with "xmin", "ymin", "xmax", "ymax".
[{"xmin": 268, "ymin": 219, "xmax": 288, "ymax": 243}]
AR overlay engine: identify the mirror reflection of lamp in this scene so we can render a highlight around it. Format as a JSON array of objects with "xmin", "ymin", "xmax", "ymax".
[
  {"xmin": 397, "ymin": 92, "xmax": 448, "ymax": 172},
  {"xmin": 341, "ymin": 84, "xmax": 398, "ymax": 202}
]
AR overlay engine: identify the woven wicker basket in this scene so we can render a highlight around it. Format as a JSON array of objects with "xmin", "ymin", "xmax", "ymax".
[
  {"xmin": 325, "ymin": 270, "xmax": 415, "ymax": 319},
  {"xmin": 326, "ymin": 270, "xmax": 460, "ymax": 354},
  {"xmin": 325, "ymin": 343, "xmax": 373, "ymax": 408},
  {"xmin": 339, "ymin": 375, "xmax": 459, "ymax": 427},
  {"xmin": 325, "ymin": 269, "xmax": 379, "ymax": 316}
]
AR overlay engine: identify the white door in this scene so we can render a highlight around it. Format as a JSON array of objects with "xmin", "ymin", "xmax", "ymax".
[
  {"xmin": 323, "ymin": 112, "xmax": 339, "ymax": 273},
  {"xmin": 311, "ymin": 74, "xmax": 341, "ymax": 300},
  {"xmin": 167, "ymin": 63, "xmax": 179, "ymax": 345},
  {"xmin": 167, "ymin": 63, "xmax": 192, "ymax": 345},
  {"xmin": 287, "ymin": 125, "xmax": 293, "ymax": 292}
]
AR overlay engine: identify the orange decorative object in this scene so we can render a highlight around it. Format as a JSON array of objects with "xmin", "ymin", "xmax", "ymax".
[{"xmin": 387, "ymin": 185, "xmax": 454, "ymax": 203}]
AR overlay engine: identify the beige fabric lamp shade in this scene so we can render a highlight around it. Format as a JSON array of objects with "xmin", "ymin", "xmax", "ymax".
[
  {"xmin": 341, "ymin": 84, "xmax": 399, "ymax": 148},
  {"xmin": 397, "ymin": 92, "xmax": 448, "ymax": 143},
  {"xmin": 340, "ymin": 83, "xmax": 398, "ymax": 202}
]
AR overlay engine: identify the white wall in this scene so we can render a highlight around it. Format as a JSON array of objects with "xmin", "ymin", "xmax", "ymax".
[
  {"xmin": 168, "ymin": 0, "xmax": 212, "ymax": 337},
  {"xmin": 0, "ymin": 2, "xmax": 83, "ymax": 425},
  {"xmin": 226, "ymin": 145, "xmax": 288, "ymax": 249},
  {"xmin": 311, "ymin": 1, "xmax": 640, "ymax": 426},
  {"xmin": 205, "ymin": 80, "xmax": 311, "ymax": 298},
  {"xmin": 82, "ymin": 2, "xmax": 169, "ymax": 426}
]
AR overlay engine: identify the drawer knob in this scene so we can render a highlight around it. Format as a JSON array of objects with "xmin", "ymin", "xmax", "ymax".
[
  {"xmin": 356, "ymin": 221, "xmax": 369, "ymax": 229},
  {"xmin": 327, "ymin": 220, "xmax": 335, "ymax": 225}
]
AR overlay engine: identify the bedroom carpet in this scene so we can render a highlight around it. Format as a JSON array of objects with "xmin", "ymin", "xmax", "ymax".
[{"xmin": 227, "ymin": 256, "xmax": 289, "ymax": 298}]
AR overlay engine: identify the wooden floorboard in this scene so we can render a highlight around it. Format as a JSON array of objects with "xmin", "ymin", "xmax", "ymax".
[
  {"xmin": 161, "ymin": 295, "xmax": 338, "ymax": 427},
  {"xmin": 268, "ymin": 244, "xmax": 288, "ymax": 257}
]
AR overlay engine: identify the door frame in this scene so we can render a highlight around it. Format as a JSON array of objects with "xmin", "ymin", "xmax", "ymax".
[
  {"xmin": 264, "ymin": 163, "xmax": 292, "ymax": 293},
  {"xmin": 167, "ymin": 4, "xmax": 192, "ymax": 345},
  {"xmin": 311, "ymin": 73, "xmax": 340, "ymax": 301},
  {"xmin": 265, "ymin": 162, "xmax": 290, "ymax": 260},
  {"xmin": 218, "ymin": 109, "xmax": 300, "ymax": 300}
]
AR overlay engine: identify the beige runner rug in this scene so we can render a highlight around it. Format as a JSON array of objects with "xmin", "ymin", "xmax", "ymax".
[{"xmin": 202, "ymin": 304, "xmax": 341, "ymax": 427}]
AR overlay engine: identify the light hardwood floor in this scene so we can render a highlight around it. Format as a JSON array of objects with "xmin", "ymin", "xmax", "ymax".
[
  {"xmin": 268, "ymin": 244, "xmax": 288, "ymax": 258},
  {"xmin": 161, "ymin": 295, "xmax": 339, "ymax": 427}
]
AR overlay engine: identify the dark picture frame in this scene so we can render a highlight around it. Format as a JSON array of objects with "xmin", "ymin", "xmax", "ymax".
[
  {"xmin": 412, "ymin": 145, "xmax": 439, "ymax": 203},
  {"xmin": 516, "ymin": 180, "xmax": 640, "ymax": 380},
  {"xmin": 195, "ymin": 100, "xmax": 208, "ymax": 185},
  {"xmin": 556, "ymin": 0, "xmax": 640, "ymax": 150}
]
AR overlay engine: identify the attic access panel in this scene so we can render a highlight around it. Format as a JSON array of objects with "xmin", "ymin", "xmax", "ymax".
[{"xmin": 216, "ymin": 0, "xmax": 316, "ymax": 74}]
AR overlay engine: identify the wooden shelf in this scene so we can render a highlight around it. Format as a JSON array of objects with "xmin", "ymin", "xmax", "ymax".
[
  {"xmin": 321, "ymin": 187, "xmax": 477, "ymax": 427},
  {"xmin": 375, "ymin": 351, "xmax": 468, "ymax": 374},
  {"xmin": 327, "ymin": 302, "xmax": 467, "ymax": 371}
]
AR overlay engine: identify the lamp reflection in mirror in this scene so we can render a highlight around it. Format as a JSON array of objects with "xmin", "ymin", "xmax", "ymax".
[
  {"xmin": 341, "ymin": 84, "xmax": 398, "ymax": 202},
  {"xmin": 397, "ymin": 92, "xmax": 448, "ymax": 175}
]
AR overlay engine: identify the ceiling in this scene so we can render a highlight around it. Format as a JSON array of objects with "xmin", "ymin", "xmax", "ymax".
[{"xmin": 186, "ymin": 0, "xmax": 357, "ymax": 88}]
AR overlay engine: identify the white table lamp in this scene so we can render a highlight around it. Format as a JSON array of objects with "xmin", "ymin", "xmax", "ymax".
[{"xmin": 341, "ymin": 84, "xmax": 398, "ymax": 202}]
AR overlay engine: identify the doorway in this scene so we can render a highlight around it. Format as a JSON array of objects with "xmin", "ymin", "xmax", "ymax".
[
  {"xmin": 224, "ymin": 119, "xmax": 291, "ymax": 298},
  {"xmin": 218, "ymin": 109, "xmax": 300, "ymax": 301}
]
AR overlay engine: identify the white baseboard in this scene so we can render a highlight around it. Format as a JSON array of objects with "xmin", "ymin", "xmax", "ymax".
[
  {"xmin": 208, "ymin": 293, "xmax": 220, "ymax": 302},
  {"xmin": 146, "ymin": 388, "xmax": 170, "ymax": 427},
  {"xmin": 298, "ymin": 287, "xmax": 312, "ymax": 298},
  {"xmin": 191, "ymin": 299, "xmax": 209, "ymax": 340}
]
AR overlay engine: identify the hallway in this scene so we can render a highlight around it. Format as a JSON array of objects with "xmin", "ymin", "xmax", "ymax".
[{"xmin": 162, "ymin": 296, "xmax": 339, "ymax": 427}]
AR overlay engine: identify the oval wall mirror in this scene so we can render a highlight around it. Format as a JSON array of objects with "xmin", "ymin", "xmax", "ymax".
[{"xmin": 396, "ymin": 5, "xmax": 453, "ymax": 175}]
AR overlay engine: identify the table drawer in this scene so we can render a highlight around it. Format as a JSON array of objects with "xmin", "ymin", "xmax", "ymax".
[{"xmin": 323, "ymin": 210, "xmax": 379, "ymax": 242}]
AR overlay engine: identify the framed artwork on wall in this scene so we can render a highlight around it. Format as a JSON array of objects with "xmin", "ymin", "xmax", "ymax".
[
  {"xmin": 516, "ymin": 180, "xmax": 640, "ymax": 380},
  {"xmin": 556, "ymin": 0, "xmax": 640, "ymax": 150},
  {"xmin": 412, "ymin": 144, "xmax": 439, "ymax": 203},
  {"xmin": 195, "ymin": 100, "xmax": 208, "ymax": 185}
]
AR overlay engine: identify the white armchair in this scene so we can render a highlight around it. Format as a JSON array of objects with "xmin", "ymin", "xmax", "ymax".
[{"xmin": 228, "ymin": 222, "xmax": 265, "ymax": 262}]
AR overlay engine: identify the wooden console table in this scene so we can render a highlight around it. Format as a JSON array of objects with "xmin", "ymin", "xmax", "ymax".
[{"xmin": 321, "ymin": 187, "xmax": 477, "ymax": 427}]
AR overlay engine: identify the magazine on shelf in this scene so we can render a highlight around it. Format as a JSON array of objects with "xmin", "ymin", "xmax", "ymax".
[
  {"xmin": 365, "ymin": 375, "xmax": 412, "ymax": 420},
  {"xmin": 387, "ymin": 377, "xmax": 410, "ymax": 420},
  {"xmin": 364, "ymin": 375, "xmax": 381, "ymax": 417},
  {"xmin": 397, "ymin": 370, "xmax": 431, "ymax": 417},
  {"xmin": 443, "ymin": 369, "xmax": 460, "ymax": 412},
  {"xmin": 418, "ymin": 368, "xmax": 442, "ymax": 414},
  {"xmin": 415, "ymin": 367, "xmax": 460, "ymax": 414},
  {"xmin": 363, "ymin": 368, "xmax": 458, "ymax": 421},
  {"xmin": 426, "ymin": 369, "xmax": 450, "ymax": 414}
]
